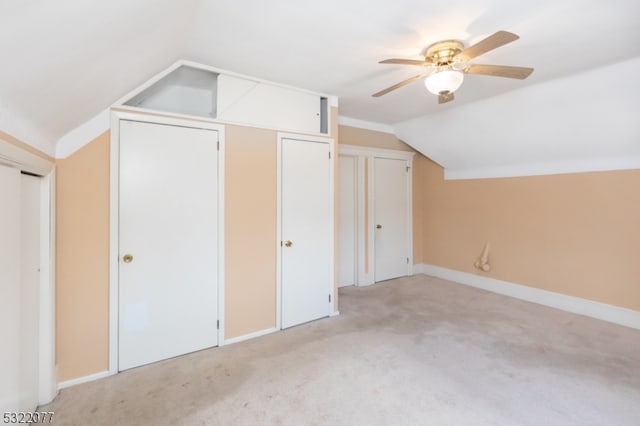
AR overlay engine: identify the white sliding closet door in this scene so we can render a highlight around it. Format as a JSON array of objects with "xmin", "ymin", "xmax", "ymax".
[{"xmin": 118, "ymin": 120, "xmax": 219, "ymax": 371}]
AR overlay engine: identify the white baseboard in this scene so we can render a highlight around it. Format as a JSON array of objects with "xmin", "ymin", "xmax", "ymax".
[
  {"xmin": 417, "ymin": 263, "xmax": 640, "ymax": 330},
  {"xmin": 412, "ymin": 264, "xmax": 426, "ymax": 275},
  {"xmin": 330, "ymin": 310, "xmax": 340, "ymax": 317},
  {"xmin": 357, "ymin": 276, "xmax": 375, "ymax": 287},
  {"xmin": 223, "ymin": 327, "xmax": 278, "ymax": 345},
  {"xmin": 58, "ymin": 370, "xmax": 111, "ymax": 390}
]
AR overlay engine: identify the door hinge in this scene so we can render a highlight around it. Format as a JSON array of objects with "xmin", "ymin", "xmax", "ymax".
[
  {"xmin": 328, "ymin": 151, "xmax": 332, "ymax": 159},
  {"xmin": 217, "ymin": 320, "xmax": 220, "ymax": 330},
  {"xmin": 406, "ymin": 165, "xmax": 410, "ymax": 172},
  {"xmin": 407, "ymin": 257, "xmax": 410, "ymax": 264},
  {"xmin": 329, "ymin": 294, "xmax": 332, "ymax": 303},
  {"xmin": 217, "ymin": 140, "xmax": 220, "ymax": 151}
]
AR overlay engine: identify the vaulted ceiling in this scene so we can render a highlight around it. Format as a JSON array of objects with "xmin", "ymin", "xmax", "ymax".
[{"xmin": 1, "ymin": 0, "xmax": 639, "ymax": 176}]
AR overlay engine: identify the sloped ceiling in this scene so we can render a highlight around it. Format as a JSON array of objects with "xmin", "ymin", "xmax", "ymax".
[{"xmin": 1, "ymin": 0, "xmax": 639, "ymax": 175}]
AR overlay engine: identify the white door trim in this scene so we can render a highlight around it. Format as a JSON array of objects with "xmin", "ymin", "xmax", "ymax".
[
  {"xmin": 338, "ymin": 144, "xmax": 415, "ymax": 161},
  {"xmin": 407, "ymin": 160, "xmax": 414, "ymax": 276},
  {"xmin": 365, "ymin": 155, "xmax": 375, "ymax": 285},
  {"xmin": 0, "ymin": 137, "xmax": 56, "ymax": 405},
  {"xmin": 276, "ymin": 132, "xmax": 336, "ymax": 330},
  {"xmin": 337, "ymin": 144, "xmax": 414, "ymax": 285},
  {"xmin": 356, "ymin": 155, "xmax": 368, "ymax": 285},
  {"xmin": 38, "ymin": 173, "xmax": 56, "ymax": 404},
  {"xmin": 109, "ymin": 110, "xmax": 225, "ymax": 375}
]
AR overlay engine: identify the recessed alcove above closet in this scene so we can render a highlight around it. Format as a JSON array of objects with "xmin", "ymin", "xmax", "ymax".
[
  {"xmin": 121, "ymin": 62, "xmax": 330, "ymax": 135},
  {"xmin": 124, "ymin": 65, "xmax": 219, "ymax": 118}
]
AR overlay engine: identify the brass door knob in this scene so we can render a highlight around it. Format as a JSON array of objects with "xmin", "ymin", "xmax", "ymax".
[
  {"xmin": 284, "ymin": 240, "xmax": 293, "ymax": 247},
  {"xmin": 376, "ymin": 224, "xmax": 382, "ymax": 229},
  {"xmin": 123, "ymin": 254, "xmax": 134, "ymax": 263}
]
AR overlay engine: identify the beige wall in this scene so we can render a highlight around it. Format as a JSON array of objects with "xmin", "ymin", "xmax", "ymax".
[
  {"xmin": 56, "ymin": 132, "xmax": 110, "ymax": 381},
  {"xmin": 420, "ymin": 158, "xmax": 640, "ymax": 311},
  {"xmin": 225, "ymin": 125, "xmax": 277, "ymax": 338},
  {"xmin": 339, "ymin": 125, "xmax": 413, "ymax": 152},
  {"xmin": 54, "ymin": 116, "xmax": 340, "ymax": 380},
  {"xmin": 16, "ymin": 112, "xmax": 640, "ymax": 382},
  {"xmin": 412, "ymin": 154, "xmax": 429, "ymax": 265},
  {"xmin": 335, "ymin": 125, "xmax": 640, "ymax": 312}
]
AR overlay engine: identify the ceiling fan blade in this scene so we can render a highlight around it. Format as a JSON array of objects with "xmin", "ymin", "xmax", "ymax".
[
  {"xmin": 457, "ymin": 31, "xmax": 520, "ymax": 62},
  {"xmin": 379, "ymin": 58, "xmax": 432, "ymax": 66},
  {"xmin": 372, "ymin": 74, "xmax": 428, "ymax": 97},
  {"xmin": 465, "ymin": 64, "xmax": 533, "ymax": 79},
  {"xmin": 438, "ymin": 92, "xmax": 454, "ymax": 104}
]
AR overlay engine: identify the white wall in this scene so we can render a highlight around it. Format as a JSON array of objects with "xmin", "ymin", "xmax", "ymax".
[{"xmin": 394, "ymin": 57, "xmax": 640, "ymax": 179}]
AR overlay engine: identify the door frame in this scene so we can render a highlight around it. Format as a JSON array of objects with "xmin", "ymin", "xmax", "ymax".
[
  {"xmin": 0, "ymin": 137, "xmax": 56, "ymax": 405},
  {"xmin": 109, "ymin": 110, "xmax": 225, "ymax": 375},
  {"xmin": 338, "ymin": 144, "xmax": 415, "ymax": 285},
  {"xmin": 276, "ymin": 132, "xmax": 336, "ymax": 330}
]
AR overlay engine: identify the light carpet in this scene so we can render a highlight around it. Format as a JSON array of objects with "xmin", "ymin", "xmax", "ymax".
[{"xmin": 41, "ymin": 274, "xmax": 640, "ymax": 425}]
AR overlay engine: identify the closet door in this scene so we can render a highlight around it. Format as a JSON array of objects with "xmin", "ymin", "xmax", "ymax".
[
  {"xmin": 280, "ymin": 138, "xmax": 332, "ymax": 328},
  {"xmin": 118, "ymin": 120, "xmax": 219, "ymax": 371},
  {"xmin": 374, "ymin": 157, "xmax": 410, "ymax": 282},
  {"xmin": 0, "ymin": 166, "xmax": 40, "ymax": 413},
  {"xmin": 0, "ymin": 164, "xmax": 21, "ymax": 413},
  {"xmin": 19, "ymin": 174, "xmax": 41, "ymax": 412}
]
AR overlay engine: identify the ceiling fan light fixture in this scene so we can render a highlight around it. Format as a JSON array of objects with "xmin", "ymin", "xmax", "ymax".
[
  {"xmin": 424, "ymin": 69, "xmax": 464, "ymax": 95},
  {"xmin": 374, "ymin": 31, "xmax": 532, "ymax": 102}
]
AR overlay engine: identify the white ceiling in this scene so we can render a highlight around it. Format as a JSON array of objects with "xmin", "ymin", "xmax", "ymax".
[{"xmin": 1, "ymin": 0, "xmax": 639, "ymax": 174}]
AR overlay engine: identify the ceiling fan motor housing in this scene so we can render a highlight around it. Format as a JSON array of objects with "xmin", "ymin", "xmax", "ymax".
[{"xmin": 426, "ymin": 40, "xmax": 464, "ymax": 66}]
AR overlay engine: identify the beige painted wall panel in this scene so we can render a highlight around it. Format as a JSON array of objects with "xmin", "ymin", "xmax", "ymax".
[
  {"xmin": 56, "ymin": 132, "xmax": 110, "ymax": 381},
  {"xmin": 421, "ymin": 159, "xmax": 640, "ymax": 311},
  {"xmin": 225, "ymin": 125, "xmax": 277, "ymax": 338},
  {"xmin": 330, "ymin": 107, "xmax": 338, "ymax": 140},
  {"xmin": 412, "ymin": 154, "xmax": 429, "ymax": 265},
  {"xmin": 339, "ymin": 125, "xmax": 414, "ymax": 152}
]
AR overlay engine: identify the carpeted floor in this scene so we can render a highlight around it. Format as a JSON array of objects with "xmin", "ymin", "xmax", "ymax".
[{"xmin": 40, "ymin": 275, "xmax": 640, "ymax": 425}]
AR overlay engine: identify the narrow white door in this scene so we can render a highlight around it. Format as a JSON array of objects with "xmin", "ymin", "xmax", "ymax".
[
  {"xmin": 374, "ymin": 158, "xmax": 410, "ymax": 282},
  {"xmin": 119, "ymin": 120, "xmax": 219, "ymax": 371},
  {"xmin": 338, "ymin": 155, "xmax": 356, "ymax": 287},
  {"xmin": 19, "ymin": 174, "xmax": 41, "ymax": 412},
  {"xmin": 0, "ymin": 167, "xmax": 41, "ymax": 413},
  {"xmin": 281, "ymin": 138, "xmax": 331, "ymax": 329},
  {"xmin": 0, "ymin": 164, "xmax": 21, "ymax": 413}
]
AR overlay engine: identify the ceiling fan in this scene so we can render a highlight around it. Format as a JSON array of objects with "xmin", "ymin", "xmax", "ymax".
[{"xmin": 372, "ymin": 31, "xmax": 533, "ymax": 104}]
